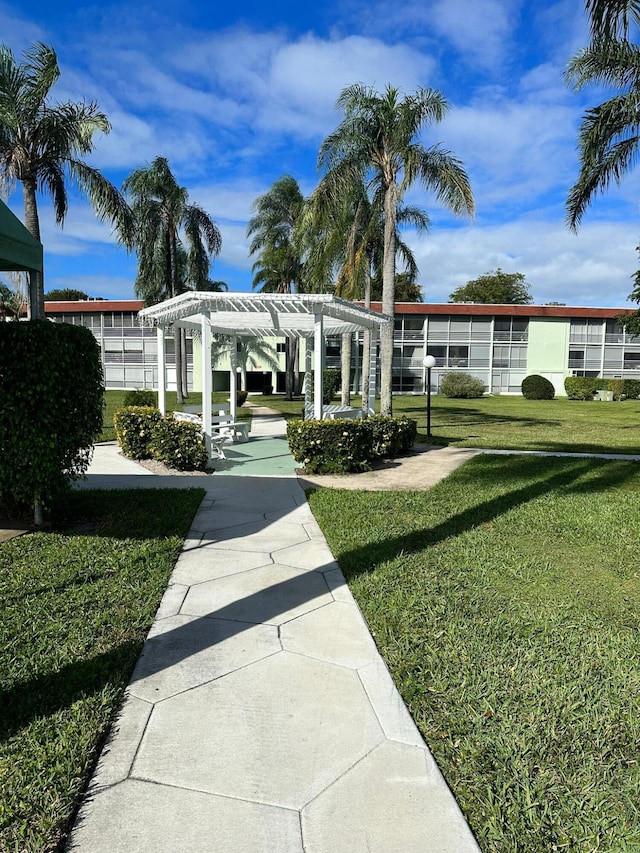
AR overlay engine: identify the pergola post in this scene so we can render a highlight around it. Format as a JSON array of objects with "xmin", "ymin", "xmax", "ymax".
[
  {"xmin": 157, "ymin": 326, "xmax": 166, "ymax": 415},
  {"xmin": 200, "ymin": 313, "xmax": 213, "ymax": 459},
  {"xmin": 229, "ymin": 335, "xmax": 238, "ymax": 421},
  {"xmin": 304, "ymin": 336, "xmax": 314, "ymax": 419},
  {"xmin": 313, "ymin": 313, "xmax": 323, "ymax": 420}
]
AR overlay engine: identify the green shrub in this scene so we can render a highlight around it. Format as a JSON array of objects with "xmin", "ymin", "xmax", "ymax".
[
  {"xmin": 237, "ymin": 389, "xmax": 248, "ymax": 406},
  {"xmin": 522, "ymin": 374, "xmax": 555, "ymax": 400},
  {"xmin": 604, "ymin": 378, "xmax": 623, "ymax": 400},
  {"xmin": 564, "ymin": 377, "xmax": 597, "ymax": 400},
  {"xmin": 287, "ymin": 419, "xmax": 369, "ymax": 473},
  {"xmin": 287, "ymin": 416, "xmax": 416, "ymax": 474},
  {"xmin": 0, "ymin": 320, "xmax": 104, "ymax": 512},
  {"xmin": 440, "ymin": 372, "xmax": 486, "ymax": 398},
  {"xmin": 622, "ymin": 378, "xmax": 640, "ymax": 399},
  {"xmin": 114, "ymin": 407, "xmax": 162, "ymax": 459},
  {"xmin": 362, "ymin": 415, "xmax": 417, "ymax": 458},
  {"xmin": 123, "ymin": 389, "xmax": 157, "ymax": 407},
  {"xmin": 150, "ymin": 419, "xmax": 208, "ymax": 471}
]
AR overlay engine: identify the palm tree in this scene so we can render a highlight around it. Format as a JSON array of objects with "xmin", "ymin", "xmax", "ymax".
[
  {"xmin": 305, "ymin": 175, "xmax": 427, "ymax": 410},
  {"xmin": 0, "ymin": 42, "xmax": 130, "ymax": 320},
  {"xmin": 583, "ymin": 0, "xmax": 640, "ymax": 40},
  {"xmin": 567, "ymin": 2, "xmax": 640, "ymax": 332},
  {"xmin": 121, "ymin": 156, "xmax": 222, "ymax": 403},
  {"xmin": 318, "ymin": 83, "xmax": 474, "ymax": 415},
  {"xmin": 565, "ymin": 38, "xmax": 640, "ymax": 229},
  {"xmin": 247, "ymin": 175, "xmax": 306, "ymax": 399}
]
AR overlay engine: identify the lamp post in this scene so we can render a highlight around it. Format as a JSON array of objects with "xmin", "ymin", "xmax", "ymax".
[{"xmin": 423, "ymin": 355, "xmax": 436, "ymax": 438}]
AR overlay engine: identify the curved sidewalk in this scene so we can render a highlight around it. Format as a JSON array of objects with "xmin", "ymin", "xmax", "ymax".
[{"xmin": 67, "ymin": 413, "xmax": 479, "ymax": 852}]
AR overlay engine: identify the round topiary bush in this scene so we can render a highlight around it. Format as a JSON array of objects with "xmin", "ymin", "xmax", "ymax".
[
  {"xmin": 440, "ymin": 372, "xmax": 486, "ymax": 398},
  {"xmin": 521, "ymin": 374, "xmax": 555, "ymax": 400}
]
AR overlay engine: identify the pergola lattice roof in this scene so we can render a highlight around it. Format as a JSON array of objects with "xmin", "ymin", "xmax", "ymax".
[{"xmin": 138, "ymin": 292, "xmax": 392, "ymax": 338}]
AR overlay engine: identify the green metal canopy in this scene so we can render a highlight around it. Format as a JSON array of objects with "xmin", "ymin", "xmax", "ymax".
[{"xmin": 0, "ymin": 199, "xmax": 43, "ymax": 272}]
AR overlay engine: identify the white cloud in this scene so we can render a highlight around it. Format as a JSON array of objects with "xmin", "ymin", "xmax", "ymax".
[
  {"xmin": 429, "ymin": 0, "xmax": 519, "ymax": 70},
  {"xmin": 408, "ymin": 219, "xmax": 640, "ymax": 307}
]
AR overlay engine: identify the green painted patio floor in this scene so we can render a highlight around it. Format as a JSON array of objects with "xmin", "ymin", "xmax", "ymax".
[{"xmin": 211, "ymin": 435, "xmax": 298, "ymax": 477}]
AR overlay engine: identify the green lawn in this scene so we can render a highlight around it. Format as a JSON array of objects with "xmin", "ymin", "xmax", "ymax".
[
  {"xmin": 261, "ymin": 392, "xmax": 640, "ymax": 454},
  {"xmin": 0, "ymin": 488, "xmax": 204, "ymax": 853},
  {"xmin": 308, "ymin": 456, "xmax": 640, "ymax": 852}
]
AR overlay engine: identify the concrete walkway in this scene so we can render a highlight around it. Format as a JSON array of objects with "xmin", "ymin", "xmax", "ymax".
[{"xmin": 66, "ymin": 410, "xmax": 480, "ymax": 852}]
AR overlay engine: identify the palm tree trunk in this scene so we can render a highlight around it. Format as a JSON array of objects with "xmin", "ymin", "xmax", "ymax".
[
  {"xmin": 22, "ymin": 179, "xmax": 45, "ymax": 321},
  {"xmin": 168, "ymin": 231, "xmax": 184, "ymax": 405},
  {"xmin": 181, "ymin": 328, "xmax": 189, "ymax": 399},
  {"xmin": 341, "ymin": 332, "xmax": 351, "ymax": 405},
  {"xmin": 285, "ymin": 336, "xmax": 297, "ymax": 400},
  {"xmin": 380, "ymin": 183, "xmax": 397, "ymax": 416},
  {"xmin": 361, "ymin": 264, "xmax": 372, "ymax": 418}
]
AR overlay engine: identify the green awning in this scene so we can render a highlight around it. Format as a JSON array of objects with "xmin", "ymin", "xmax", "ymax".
[{"xmin": 0, "ymin": 199, "xmax": 43, "ymax": 272}]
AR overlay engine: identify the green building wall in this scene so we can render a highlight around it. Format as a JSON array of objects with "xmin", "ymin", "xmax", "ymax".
[{"xmin": 527, "ymin": 317, "xmax": 571, "ymax": 395}]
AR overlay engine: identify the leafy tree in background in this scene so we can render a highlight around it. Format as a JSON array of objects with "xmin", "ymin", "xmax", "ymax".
[
  {"xmin": 318, "ymin": 83, "xmax": 474, "ymax": 416},
  {"xmin": 44, "ymin": 288, "xmax": 90, "ymax": 301},
  {"xmin": 0, "ymin": 42, "xmax": 130, "ymax": 320},
  {"xmin": 449, "ymin": 269, "xmax": 532, "ymax": 304},
  {"xmin": 120, "ymin": 156, "xmax": 222, "ymax": 403},
  {"xmin": 0, "ymin": 279, "xmax": 24, "ymax": 319},
  {"xmin": 247, "ymin": 175, "xmax": 306, "ymax": 399},
  {"xmin": 567, "ymin": 1, "xmax": 640, "ymax": 332}
]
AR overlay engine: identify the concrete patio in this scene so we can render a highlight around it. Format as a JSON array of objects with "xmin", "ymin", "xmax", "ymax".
[{"xmin": 66, "ymin": 408, "xmax": 480, "ymax": 852}]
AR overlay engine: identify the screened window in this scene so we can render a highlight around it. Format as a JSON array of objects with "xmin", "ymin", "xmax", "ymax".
[
  {"xmin": 427, "ymin": 317, "xmax": 449, "ymax": 339},
  {"xmin": 428, "ymin": 345, "xmax": 446, "ymax": 366},
  {"xmin": 448, "ymin": 345, "xmax": 469, "ymax": 367}
]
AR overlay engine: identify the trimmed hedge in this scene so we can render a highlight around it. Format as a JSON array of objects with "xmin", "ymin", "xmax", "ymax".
[
  {"xmin": 287, "ymin": 415, "xmax": 416, "ymax": 474},
  {"xmin": 564, "ymin": 377, "xmax": 639, "ymax": 400},
  {"xmin": 440, "ymin": 372, "xmax": 486, "ymax": 398},
  {"xmin": 623, "ymin": 378, "xmax": 640, "ymax": 399},
  {"xmin": 150, "ymin": 419, "xmax": 208, "ymax": 471},
  {"xmin": 564, "ymin": 377, "xmax": 596, "ymax": 400},
  {"xmin": 0, "ymin": 320, "xmax": 104, "ymax": 511},
  {"xmin": 123, "ymin": 389, "xmax": 157, "ymax": 407},
  {"xmin": 114, "ymin": 407, "xmax": 163, "ymax": 459},
  {"xmin": 362, "ymin": 414, "xmax": 417, "ymax": 458},
  {"xmin": 114, "ymin": 407, "xmax": 208, "ymax": 470},
  {"xmin": 522, "ymin": 374, "xmax": 555, "ymax": 400}
]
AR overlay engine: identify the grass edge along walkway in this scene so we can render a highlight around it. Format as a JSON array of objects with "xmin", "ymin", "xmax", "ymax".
[
  {"xmin": 308, "ymin": 454, "xmax": 640, "ymax": 853},
  {"xmin": 0, "ymin": 488, "xmax": 205, "ymax": 853}
]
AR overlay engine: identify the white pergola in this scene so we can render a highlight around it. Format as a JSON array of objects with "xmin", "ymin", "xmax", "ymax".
[{"xmin": 138, "ymin": 292, "xmax": 392, "ymax": 459}]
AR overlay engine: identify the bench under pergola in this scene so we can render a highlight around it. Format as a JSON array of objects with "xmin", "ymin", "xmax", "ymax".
[{"xmin": 138, "ymin": 292, "xmax": 392, "ymax": 460}]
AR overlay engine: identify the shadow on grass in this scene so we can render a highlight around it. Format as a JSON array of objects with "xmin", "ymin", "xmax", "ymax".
[
  {"xmin": 326, "ymin": 455, "xmax": 640, "ymax": 578},
  {"xmin": 0, "ymin": 641, "xmax": 142, "ymax": 742}
]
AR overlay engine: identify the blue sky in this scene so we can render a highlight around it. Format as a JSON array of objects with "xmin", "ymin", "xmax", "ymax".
[{"xmin": 2, "ymin": 0, "xmax": 640, "ymax": 308}]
